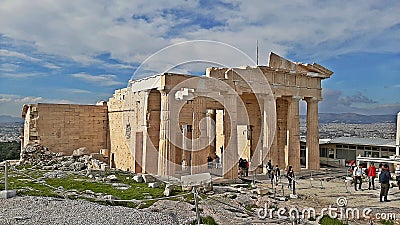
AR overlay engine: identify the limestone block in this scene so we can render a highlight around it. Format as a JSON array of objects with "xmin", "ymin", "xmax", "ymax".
[
  {"xmin": 256, "ymin": 188, "xmax": 269, "ymax": 195},
  {"xmin": 133, "ymin": 175, "xmax": 143, "ymax": 183},
  {"xmin": 181, "ymin": 173, "xmax": 212, "ymax": 192},
  {"xmin": 0, "ymin": 190, "xmax": 16, "ymax": 199},
  {"xmin": 163, "ymin": 184, "xmax": 173, "ymax": 196},
  {"xmin": 142, "ymin": 174, "xmax": 157, "ymax": 183},
  {"xmin": 148, "ymin": 182, "xmax": 159, "ymax": 188},
  {"xmin": 72, "ymin": 147, "xmax": 87, "ymax": 157},
  {"xmin": 107, "ymin": 174, "xmax": 118, "ymax": 181}
]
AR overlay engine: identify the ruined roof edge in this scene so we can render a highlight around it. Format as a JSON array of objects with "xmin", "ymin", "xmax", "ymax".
[{"xmin": 268, "ymin": 52, "xmax": 333, "ymax": 78}]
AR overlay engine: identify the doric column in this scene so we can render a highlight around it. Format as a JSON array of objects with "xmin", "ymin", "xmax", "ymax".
[
  {"xmin": 276, "ymin": 98, "xmax": 288, "ymax": 170},
  {"xmin": 191, "ymin": 97, "xmax": 208, "ymax": 174},
  {"xmin": 287, "ymin": 96, "xmax": 301, "ymax": 171},
  {"xmin": 158, "ymin": 90, "xmax": 169, "ymax": 176},
  {"xmin": 306, "ymin": 97, "xmax": 320, "ymax": 170},
  {"xmin": 223, "ymin": 94, "xmax": 239, "ymax": 179},
  {"xmin": 207, "ymin": 109, "xmax": 216, "ymax": 158},
  {"xmin": 263, "ymin": 95, "xmax": 276, "ymax": 166}
]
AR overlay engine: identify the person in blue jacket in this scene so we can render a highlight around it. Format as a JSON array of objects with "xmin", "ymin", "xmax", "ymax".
[{"xmin": 379, "ymin": 164, "xmax": 391, "ymax": 202}]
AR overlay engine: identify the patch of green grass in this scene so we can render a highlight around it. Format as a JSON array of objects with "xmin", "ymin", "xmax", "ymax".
[
  {"xmin": 244, "ymin": 204, "xmax": 257, "ymax": 212},
  {"xmin": 0, "ymin": 169, "xmax": 190, "ymax": 209},
  {"xmin": 380, "ymin": 219, "xmax": 394, "ymax": 225},
  {"xmin": 319, "ymin": 215, "xmax": 346, "ymax": 225},
  {"xmin": 191, "ymin": 216, "xmax": 218, "ymax": 225}
]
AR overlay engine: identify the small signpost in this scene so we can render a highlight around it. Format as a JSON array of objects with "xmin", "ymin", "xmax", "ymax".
[{"xmin": 1, "ymin": 160, "xmax": 16, "ymax": 199}]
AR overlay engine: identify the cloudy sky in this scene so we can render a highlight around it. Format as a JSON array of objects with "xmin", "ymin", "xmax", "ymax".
[{"xmin": 0, "ymin": 0, "xmax": 399, "ymax": 117}]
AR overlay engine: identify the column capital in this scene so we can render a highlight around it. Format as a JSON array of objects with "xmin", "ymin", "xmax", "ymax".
[
  {"xmin": 305, "ymin": 97, "xmax": 320, "ymax": 103},
  {"xmin": 158, "ymin": 89, "xmax": 170, "ymax": 95},
  {"xmin": 292, "ymin": 96, "xmax": 302, "ymax": 102}
]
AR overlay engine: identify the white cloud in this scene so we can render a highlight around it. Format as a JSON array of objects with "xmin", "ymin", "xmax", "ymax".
[
  {"xmin": 60, "ymin": 88, "xmax": 92, "ymax": 94},
  {"xmin": 43, "ymin": 62, "xmax": 61, "ymax": 69},
  {"xmin": 0, "ymin": 63, "xmax": 19, "ymax": 72},
  {"xmin": 319, "ymin": 89, "xmax": 400, "ymax": 115},
  {"xmin": 16, "ymin": 96, "xmax": 43, "ymax": 103},
  {"xmin": 0, "ymin": 72, "xmax": 42, "ymax": 78},
  {"xmin": 0, "ymin": 97, "xmax": 12, "ymax": 103},
  {"xmin": 0, "ymin": 49, "xmax": 40, "ymax": 62},
  {"xmin": 1, "ymin": 0, "xmax": 398, "ymax": 68},
  {"xmin": 71, "ymin": 72, "xmax": 124, "ymax": 86}
]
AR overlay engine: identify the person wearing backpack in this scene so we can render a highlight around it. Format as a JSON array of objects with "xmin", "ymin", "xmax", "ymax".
[
  {"xmin": 379, "ymin": 164, "xmax": 391, "ymax": 202},
  {"xmin": 353, "ymin": 164, "xmax": 363, "ymax": 191}
]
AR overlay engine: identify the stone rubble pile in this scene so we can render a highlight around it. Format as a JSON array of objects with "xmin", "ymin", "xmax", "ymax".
[{"xmin": 19, "ymin": 144, "xmax": 109, "ymax": 172}]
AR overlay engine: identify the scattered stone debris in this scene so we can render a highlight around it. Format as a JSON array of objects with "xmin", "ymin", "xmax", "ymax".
[
  {"xmin": 19, "ymin": 144, "xmax": 109, "ymax": 172},
  {"xmin": 133, "ymin": 175, "xmax": 143, "ymax": 183},
  {"xmin": 72, "ymin": 147, "xmax": 87, "ymax": 157},
  {"xmin": 148, "ymin": 182, "xmax": 159, "ymax": 188},
  {"xmin": 43, "ymin": 171, "xmax": 68, "ymax": 179},
  {"xmin": 142, "ymin": 174, "xmax": 157, "ymax": 183},
  {"xmin": 106, "ymin": 175, "xmax": 118, "ymax": 181},
  {"xmin": 111, "ymin": 183, "xmax": 131, "ymax": 190},
  {"xmin": 163, "ymin": 184, "xmax": 173, "ymax": 197}
]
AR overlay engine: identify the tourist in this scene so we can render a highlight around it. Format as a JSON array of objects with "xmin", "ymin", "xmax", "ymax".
[
  {"xmin": 353, "ymin": 164, "xmax": 363, "ymax": 191},
  {"xmin": 267, "ymin": 160, "xmax": 272, "ymax": 177},
  {"xmin": 244, "ymin": 159, "xmax": 249, "ymax": 177},
  {"xmin": 215, "ymin": 155, "xmax": 220, "ymax": 169},
  {"xmin": 238, "ymin": 158, "xmax": 244, "ymax": 177},
  {"xmin": 182, "ymin": 159, "xmax": 187, "ymax": 171},
  {"xmin": 395, "ymin": 164, "xmax": 400, "ymax": 190},
  {"xmin": 274, "ymin": 165, "xmax": 281, "ymax": 182},
  {"xmin": 287, "ymin": 165, "xmax": 294, "ymax": 189},
  {"xmin": 367, "ymin": 163, "xmax": 377, "ymax": 190},
  {"xmin": 207, "ymin": 156, "xmax": 213, "ymax": 169},
  {"xmin": 379, "ymin": 164, "xmax": 391, "ymax": 202},
  {"xmin": 270, "ymin": 168, "xmax": 275, "ymax": 184}
]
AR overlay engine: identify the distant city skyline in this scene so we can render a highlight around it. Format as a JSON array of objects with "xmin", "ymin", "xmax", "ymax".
[{"xmin": 1, "ymin": 1, "xmax": 399, "ymax": 117}]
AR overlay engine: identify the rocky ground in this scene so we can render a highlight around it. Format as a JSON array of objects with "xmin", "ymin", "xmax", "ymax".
[
  {"xmin": 2, "ymin": 145, "xmax": 400, "ymax": 224},
  {"xmin": 0, "ymin": 196, "xmax": 189, "ymax": 225},
  {"xmin": 2, "ymin": 173, "xmax": 400, "ymax": 225}
]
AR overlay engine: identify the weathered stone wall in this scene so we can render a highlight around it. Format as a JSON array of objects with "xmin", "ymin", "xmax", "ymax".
[
  {"xmin": 107, "ymin": 88, "xmax": 156, "ymax": 173},
  {"xmin": 22, "ymin": 103, "xmax": 108, "ymax": 155},
  {"xmin": 107, "ymin": 88, "xmax": 135, "ymax": 171}
]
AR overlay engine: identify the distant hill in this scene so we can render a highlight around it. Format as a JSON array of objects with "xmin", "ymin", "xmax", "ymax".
[
  {"xmin": 0, "ymin": 115, "xmax": 23, "ymax": 123},
  {"xmin": 300, "ymin": 113, "xmax": 396, "ymax": 124}
]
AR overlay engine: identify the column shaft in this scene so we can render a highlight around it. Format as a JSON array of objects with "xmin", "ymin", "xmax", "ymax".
[
  {"xmin": 191, "ymin": 97, "xmax": 208, "ymax": 174},
  {"xmin": 158, "ymin": 90, "xmax": 169, "ymax": 176},
  {"xmin": 223, "ymin": 94, "xmax": 238, "ymax": 179},
  {"xmin": 287, "ymin": 96, "xmax": 301, "ymax": 171},
  {"xmin": 306, "ymin": 97, "xmax": 320, "ymax": 170}
]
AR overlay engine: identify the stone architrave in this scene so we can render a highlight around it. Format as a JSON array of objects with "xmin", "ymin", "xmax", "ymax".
[{"xmin": 306, "ymin": 97, "xmax": 320, "ymax": 170}]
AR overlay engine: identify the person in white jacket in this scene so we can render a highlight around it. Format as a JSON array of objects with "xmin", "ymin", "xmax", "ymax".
[{"xmin": 353, "ymin": 164, "xmax": 364, "ymax": 191}]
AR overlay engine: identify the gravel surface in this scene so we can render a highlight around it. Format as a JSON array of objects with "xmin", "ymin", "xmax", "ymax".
[{"xmin": 0, "ymin": 196, "xmax": 188, "ymax": 225}]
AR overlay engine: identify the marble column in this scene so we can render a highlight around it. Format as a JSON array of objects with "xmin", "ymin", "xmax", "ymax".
[
  {"xmin": 158, "ymin": 90, "xmax": 169, "ymax": 176},
  {"xmin": 306, "ymin": 97, "xmax": 320, "ymax": 170},
  {"xmin": 207, "ymin": 109, "xmax": 217, "ymax": 158},
  {"xmin": 287, "ymin": 96, "xmax": 301, "ymax": 171},
  {"xmin": 263, "ymin": 96, "xmax": 277, "ymax": 166},
  {"xmin": 191, "ymin": 97, "xmax": 208, "ymax": 174},
  {"xmin": 223, "ymin": 94, "xmax": 239, "ymax": 179}
]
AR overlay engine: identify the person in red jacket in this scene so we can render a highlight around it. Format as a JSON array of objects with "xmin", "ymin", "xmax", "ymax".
[{"xmin": 367, "ymin": 163, "xmax": 377, "ymax": 190}]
